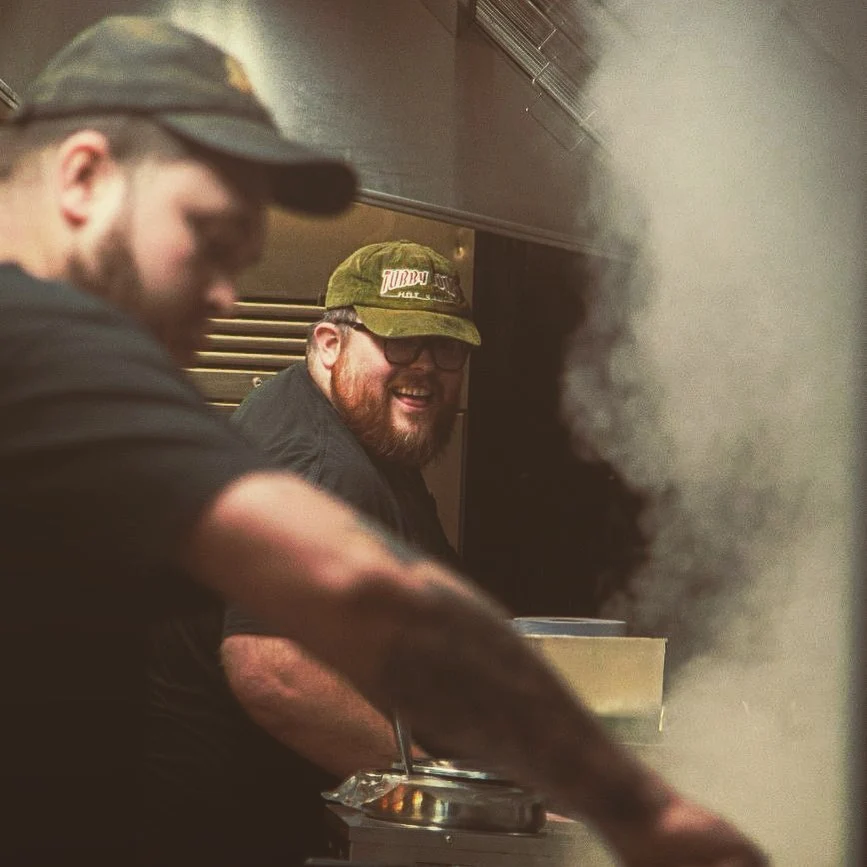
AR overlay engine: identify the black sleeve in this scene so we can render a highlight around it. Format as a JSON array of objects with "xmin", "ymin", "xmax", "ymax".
[
  {"xmin": 225, "ymin": 373, "xmax": 401, "ymax": 640},
  {"xmin": 0, "ymin": 271, "xmax": 269, "ymax": 617}
]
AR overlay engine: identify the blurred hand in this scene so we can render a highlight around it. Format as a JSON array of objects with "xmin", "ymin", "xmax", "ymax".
[{"xmin": 610, "ymin": 795, "xmax": 769, "ymax": 867}]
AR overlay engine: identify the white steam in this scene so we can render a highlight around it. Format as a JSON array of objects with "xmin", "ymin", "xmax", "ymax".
[{"xmin": 562, "ymin": 2, "xmax": 864, "ymax": 864}]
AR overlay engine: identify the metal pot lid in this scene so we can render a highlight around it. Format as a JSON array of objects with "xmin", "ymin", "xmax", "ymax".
[
  {"xmin": 389, "ymin": 757, "xmax": 512, "ymax": 784},
  {"xmin": 361, "ymin": 774, "xmax": 546, "ymax": 834},
  {"xmin": 512, "ymin": 616, "xmax": 627, "ymax": 636}
]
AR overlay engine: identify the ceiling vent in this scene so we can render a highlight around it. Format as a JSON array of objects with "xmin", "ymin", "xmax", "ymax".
[
  {"xmin": 471, "ymin": 0, "xmax": 602, "ymax": 147},
  {"xmin": 0, "ymin": 77, "xmax": 20, "ymax": 117}
]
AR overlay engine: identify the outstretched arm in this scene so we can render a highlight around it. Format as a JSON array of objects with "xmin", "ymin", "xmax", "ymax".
[{"xmin": 187, "ymin": 470, "xmax": 767, "ymax": 867}]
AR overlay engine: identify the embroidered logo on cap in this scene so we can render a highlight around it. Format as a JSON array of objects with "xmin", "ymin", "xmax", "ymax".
[
  {"xmin": 224, "ymin": 54, "xmax": 254, "ymax": 94},
  {"xmin": 380, "ymin": 268, "xmax": 466, "ymax": 306},
  {"xmin": 127, "ymin": 19, "xmax": 163, "ymax": 39}
]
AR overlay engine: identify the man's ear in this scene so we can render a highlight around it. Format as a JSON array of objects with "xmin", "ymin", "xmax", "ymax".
[
  {"xmin": 54, "ymin": 131, "xmax": 116, "ymax": 227},
  {"xmin": 312, "ymin": 322, "xmax": 345, "ymax": 370}
]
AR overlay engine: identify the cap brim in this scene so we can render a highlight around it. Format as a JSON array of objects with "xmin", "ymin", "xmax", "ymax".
[
  {"xmin": 159, "ymin": 113, "xmax": 357, "ymax": 215},
  {"xmin": 355, "ymin": 306, "xmax": 481, "ymax": 347}
]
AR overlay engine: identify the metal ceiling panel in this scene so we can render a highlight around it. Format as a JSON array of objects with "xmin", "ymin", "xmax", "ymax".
[{"xmin": 0, "ymin": 0, "xmax": 611, "ymax": 252}]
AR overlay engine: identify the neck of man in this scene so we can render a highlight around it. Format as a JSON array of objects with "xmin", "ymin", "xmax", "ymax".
[
  {"xmin": 307, "ymin": 353, "xmax": 334, "ymax": 403},
  {"xmin": 0, "ymin": 179, "xmax": 66, "ymax": 281}
]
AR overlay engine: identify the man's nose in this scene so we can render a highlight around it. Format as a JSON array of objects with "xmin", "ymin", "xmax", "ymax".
[{"xmin": 409, "ymin": 344, "xmax": 437, "ymax": 370}]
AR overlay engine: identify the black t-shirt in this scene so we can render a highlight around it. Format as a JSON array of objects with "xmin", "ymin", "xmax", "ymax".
[
  {"xmin": 0, "ymin": 265, "xmax": 267, "ymax": 862},
  {"xmin": 225, "ymin": 363, "xmax": 458, "ymax": 636}
]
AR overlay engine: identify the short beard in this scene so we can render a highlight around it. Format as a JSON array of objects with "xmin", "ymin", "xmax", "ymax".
[
  {"xmin": 331, "ymin": 356, "xmax": 458, "ymax": 468},
  {"xmin": 66, "ymin": 224, "xmax": 144, "ymax": 317},
  {"xmin": 65, "ymin": 223, "xmax": 196, "ymax": 366}
]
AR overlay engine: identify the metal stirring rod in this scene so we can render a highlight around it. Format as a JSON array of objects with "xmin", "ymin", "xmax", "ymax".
[{"xmin": 392, "ymin": 711, "xmax": 414, "ymax": 776}]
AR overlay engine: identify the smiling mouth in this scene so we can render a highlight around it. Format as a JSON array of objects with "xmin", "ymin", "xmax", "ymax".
[{"xmin": 392, "ymin": 385, "xmax": 434, "ymax": 410}]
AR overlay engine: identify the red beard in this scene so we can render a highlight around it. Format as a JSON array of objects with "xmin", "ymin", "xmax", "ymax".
[{"xmin": 331, "ymin": 355, "xmax": 458, "ymax": 468}]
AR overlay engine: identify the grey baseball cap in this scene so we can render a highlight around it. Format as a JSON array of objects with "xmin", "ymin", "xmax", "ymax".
[{"xmin": 9, "ymin": 15, "xmax": 357, "ymax": 215}]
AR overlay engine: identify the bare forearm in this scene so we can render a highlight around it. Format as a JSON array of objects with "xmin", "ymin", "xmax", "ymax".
[
  {"xmin": 188, "ymin": 472, "xmax": 766, "ymax": 866},
  {"xmin": 222, "ymin": 634, "xmax": 403, "ymax": 778},
  {"xmin": 338, "ymin": 564, "xmax": 763, "ymax": 866},
  {"xmin": 375, "ymin": 566, "xmax": 668, "ymax": 824},
  {"xmin": 190, "ymin": 475, "xmax": 653, "ymax": 816},
  {"xmin": 187, "ymin": 472, "xmax": 405, "ymax": 688}
]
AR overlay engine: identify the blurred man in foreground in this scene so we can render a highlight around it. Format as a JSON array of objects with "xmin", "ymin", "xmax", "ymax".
[{"xmin": 0, "ymin": 14, "xmax": 767, "ymax": 867}]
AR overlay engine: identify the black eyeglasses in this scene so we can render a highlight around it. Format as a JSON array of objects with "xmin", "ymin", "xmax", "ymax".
[{"xmin": 347, "ymin": 322, "xmax": 471, "ymax": 371}]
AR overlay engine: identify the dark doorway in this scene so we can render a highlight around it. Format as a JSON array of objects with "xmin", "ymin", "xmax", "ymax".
[{"xmin": 462, "ymin": 232, "xmax": 647, "ymax": 618}]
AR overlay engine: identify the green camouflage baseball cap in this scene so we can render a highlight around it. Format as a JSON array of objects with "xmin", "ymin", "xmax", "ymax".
[
  {"xmin": 326, "ymin": 241, "xmax": 481, "ymax": 346},
  {"xmin": 9, "ymin": 16, "xmax": 356, "ymax": 215}
]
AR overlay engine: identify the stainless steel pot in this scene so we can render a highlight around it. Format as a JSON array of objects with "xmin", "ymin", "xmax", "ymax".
[
  {"xmin": 324, "ymin": 760, "xmax": 546, "ymax": 835},
  {"xmin": 360, "ymin": 772, "xmax": 546, "ymax": 834}
]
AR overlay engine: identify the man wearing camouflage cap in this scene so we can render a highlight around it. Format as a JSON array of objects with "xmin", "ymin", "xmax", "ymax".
[{"xmin": 0, "ymin": 14, "xmax": 767, "ymax": 867}]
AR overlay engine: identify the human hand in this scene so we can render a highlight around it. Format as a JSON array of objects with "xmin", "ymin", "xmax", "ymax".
[{"xmin": 607, "ymin": 793, "xmax": 769, "ymax": 867}]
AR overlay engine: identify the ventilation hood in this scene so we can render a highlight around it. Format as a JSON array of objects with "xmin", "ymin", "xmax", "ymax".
[
  {"xmin": 0, "ymin": 76, "xmax": 19, "ymax": 117},
  {"xmin": 0, "ymin": 0, "xmax": 617, "ymax": 254}
]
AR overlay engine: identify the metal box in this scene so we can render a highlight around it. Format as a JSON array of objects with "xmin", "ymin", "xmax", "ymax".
[{"xmin": 522, "ymin": 634, "xmax": 666, "ymax": 740}]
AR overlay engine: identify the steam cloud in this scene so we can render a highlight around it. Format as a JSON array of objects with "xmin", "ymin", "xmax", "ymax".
[{"xmin": 562, "ymin": 2, "xmax": 864, "ymax": 863}]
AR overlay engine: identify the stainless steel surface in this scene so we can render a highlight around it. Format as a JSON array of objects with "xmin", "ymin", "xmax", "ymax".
[
  {"xmin": 324, "ymin": 769, "xmax": 406, "ymax": 811},
  {"xmin": 392, "ymin": 757, "xmax": 511, "ymax": 783},
  {"xmin": 522, "ymin": 634, "xmax": 666, "ymax": 724},
  {"xmin": 360, "ymin": 773, "xmax": 546, "ymax": 834},
  {"xmin": 2, "ymin": 1, "xmax": 862, "ymax": 253},
  {"xmin": 513, "ymin": 616, "xmax": 627, "ymax": 637},
  {"xmin": 326, "ymin": 803, "xmax": 589, "ymax": 867},
  {"xmin": 0, "ymin": 0, "xmax": 609, "ymax": 251},
  {"xmin": 325, "ymin": 761, "xmax": 545, "ymax": 835},
  {"xmin": 391, "ymin": 712, "xmax": 414, "ymax": 776},
  {"xmin": 0, "ymin": 76, "xmax": 19, "ymax": 111},
  {"xmin": 472, "ymin": 0, "xmax": 600, "ymax": 140}
]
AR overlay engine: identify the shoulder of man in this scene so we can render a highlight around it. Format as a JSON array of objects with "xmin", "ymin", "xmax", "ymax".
[
  {"xmin": 231, "ymin": 365, "xmax": 394, "ymax": 511},
  {"xmin": 1, "ymin": 264, "xmax": 141, "ymax": 334},
  {"xmin": 231, "ymin": 363, "xmax": 313, "ymax": 453}
]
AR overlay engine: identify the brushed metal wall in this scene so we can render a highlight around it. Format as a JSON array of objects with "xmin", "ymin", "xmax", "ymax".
[{"xmin": 0, "ymin": 0, "xmax": 605, "ymax": 251}]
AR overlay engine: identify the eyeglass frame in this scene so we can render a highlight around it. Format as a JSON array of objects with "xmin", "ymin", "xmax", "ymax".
[{"xmin": 345, "ymin": 322, "xmax": 472, "ymax": 371}]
